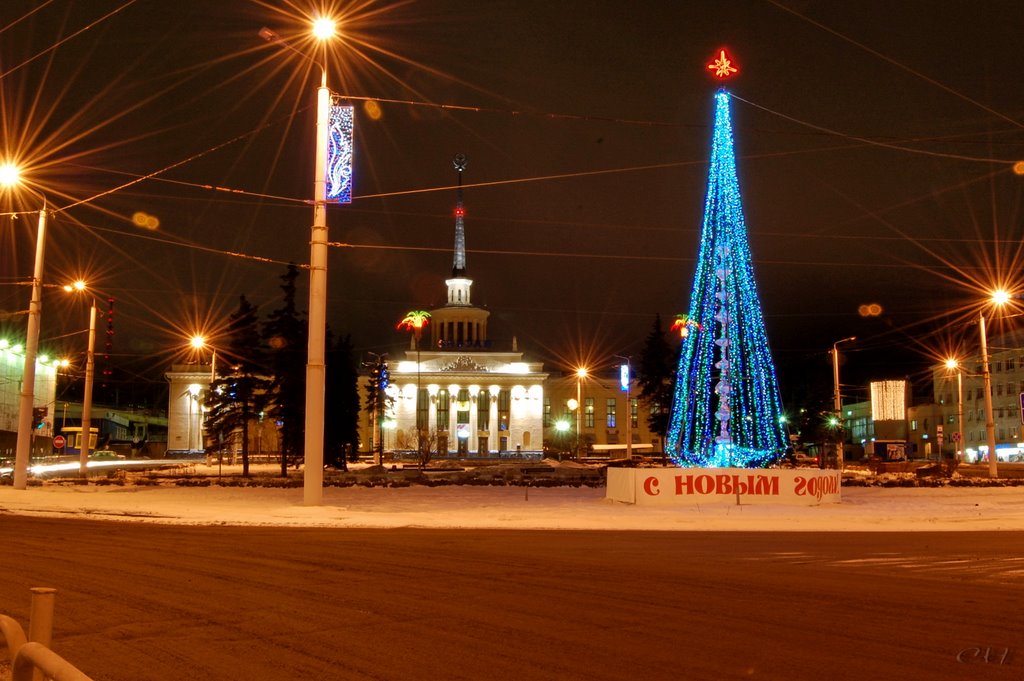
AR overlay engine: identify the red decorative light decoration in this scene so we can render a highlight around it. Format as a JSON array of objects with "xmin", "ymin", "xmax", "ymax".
[
  {"xmin": 672, "ymin": 314, "xmax": 702, "ymax": 339},
  {"xmin": 707, "ymin": 49, "xmax": 738, "ymax": 79}
]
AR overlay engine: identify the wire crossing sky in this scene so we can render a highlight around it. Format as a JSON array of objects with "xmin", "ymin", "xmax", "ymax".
[{"xmin": 667, "ymin": 90, "xmax": 787, "ymax": 468}]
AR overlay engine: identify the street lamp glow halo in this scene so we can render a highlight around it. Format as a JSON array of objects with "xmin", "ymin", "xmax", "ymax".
[
  {"xmin": 991, "ymin": 289, "xmax": 1011, "ymax": 306},
  {"xmin": 0, "ymin": 163, "xmax": 21, "ymax": 187},
  {"xmin": 312, "ymin": 18, "xmax": 336, "ymax": 40},
  {"xmin": 944, "ymin": 358, "xmax": 959, "ymax": 370},
  {"xmin": 190, "ymin": 335, "xmax": 207, "ymax": 350}
]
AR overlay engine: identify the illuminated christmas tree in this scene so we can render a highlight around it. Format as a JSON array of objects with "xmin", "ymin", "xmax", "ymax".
[{"xmin": 666, "ymin": 53, "xmax": 786, "ymax": 468}]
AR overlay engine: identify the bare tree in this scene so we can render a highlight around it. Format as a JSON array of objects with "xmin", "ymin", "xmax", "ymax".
[{"xmin": 397, "ymin": 426, "xmax": 441, "ymax": 470}]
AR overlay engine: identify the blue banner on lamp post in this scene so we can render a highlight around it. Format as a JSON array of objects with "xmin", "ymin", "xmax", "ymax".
[{"xmin": 326, "ymin": 105, "xmax": 354, "ymax": 203}]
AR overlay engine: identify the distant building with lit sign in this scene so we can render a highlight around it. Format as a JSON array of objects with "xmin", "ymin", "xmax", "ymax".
[
  {"xmin": 931, "ymin": 328, "xmax": 1024, "ymax": 463},
  {"xmin": 0, "ymin": 337, "xmax": 59, "ymax": 458}
]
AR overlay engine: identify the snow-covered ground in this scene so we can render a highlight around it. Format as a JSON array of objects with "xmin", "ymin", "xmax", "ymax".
[{"xmin": 2, "ymin": 464, "xmax": 1024, "ymax": 531}]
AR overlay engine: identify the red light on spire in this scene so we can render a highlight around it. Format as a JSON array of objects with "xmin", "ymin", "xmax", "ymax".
[
  {"xmin": 707, "ymin": 49, "xmax": 738, "ymax": 79},
  {"xmin": 454, "ymin": 206, "xmax": 465, "ymax": 218}
]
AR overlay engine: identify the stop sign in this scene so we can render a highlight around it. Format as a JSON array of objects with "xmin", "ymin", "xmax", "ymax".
[{"xmin": 53, "ymin": 435, "xmax": 66, "ymax": 449}]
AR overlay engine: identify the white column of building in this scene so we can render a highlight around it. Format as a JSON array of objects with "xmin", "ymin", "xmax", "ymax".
[
  {"xmin": 448, "ymin": 398, "xmax": 457, "ymax": 443},
  {"xmin": 469, "ymin": 395, "xmax": 479, "ymax": 454},
  {"xmin": 427, "ymin": 391, "xmax": 437, "ymax": 434},
  {"xmin": 489, "ymin": 390, "xmax": 499, "ymax": 453}
]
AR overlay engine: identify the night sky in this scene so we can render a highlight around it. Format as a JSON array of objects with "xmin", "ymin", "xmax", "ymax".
[{"xmin": 2, "ymin": 0, "xmax": 1023, "ymax": 408}]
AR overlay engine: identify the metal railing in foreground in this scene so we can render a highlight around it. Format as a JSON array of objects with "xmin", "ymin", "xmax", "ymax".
[
  {"xmin": 12, "ymin": 643, "xmax": 94, "ymax": 681},
  {"xmin": 1, "ymin": 588, "xmax": 94, "ymax": 681}
]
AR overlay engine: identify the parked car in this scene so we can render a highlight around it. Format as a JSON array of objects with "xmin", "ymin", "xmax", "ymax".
[{"xmin": 89, "ymin": 450, "xmax": 124, "ymax": 460}]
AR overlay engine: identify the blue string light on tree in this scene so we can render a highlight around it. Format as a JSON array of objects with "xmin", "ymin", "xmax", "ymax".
[{"xmin": 665, "ymin": 50, "xmax": 787, "ymax": 468}]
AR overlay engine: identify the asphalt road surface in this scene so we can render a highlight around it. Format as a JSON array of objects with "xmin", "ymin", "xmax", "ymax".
[{"xmin": 2, "ymin": 518, "xmax": 1023, "ymax": 680}]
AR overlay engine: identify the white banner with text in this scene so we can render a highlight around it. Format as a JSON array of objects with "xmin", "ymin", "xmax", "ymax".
[{"xmin": 606, "ymin": 467, "xmax": 841, "ymax": 506}]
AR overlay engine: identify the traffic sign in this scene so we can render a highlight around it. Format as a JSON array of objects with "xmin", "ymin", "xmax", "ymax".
[{"xmin": 53, "ymin": 435, "xmax": 66, "ymax": 449}]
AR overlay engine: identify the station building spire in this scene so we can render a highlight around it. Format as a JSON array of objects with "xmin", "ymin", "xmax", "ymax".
[
  {"xmin": 452, "ymin": 153, "xmax": 467, "ymax": 277},
  {"xmin": 432, "ymin": 154, "xmax": 488, "ymax": 347}
]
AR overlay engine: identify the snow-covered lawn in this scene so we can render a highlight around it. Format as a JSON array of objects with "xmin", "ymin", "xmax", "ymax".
[{"xmin": 2, "ymin": 463, "xmax": 1023, "ymax": 531}]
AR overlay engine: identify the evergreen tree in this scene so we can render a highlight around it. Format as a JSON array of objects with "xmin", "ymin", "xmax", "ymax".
[
  {"xmin": 263, "ymin": 264, "xmax": 306, "ymax": 477},
  {"xmin": 204, "ymin": 295, "xmax": 269, "ymax": 477},
  {"xmin": 325, "ymin": 332, "xmax": 361, "ymax": 469},
  {"xmin": 666, "ymin": 89, "xmax": 786, "ymax": 467},
  {"xmin": 637, "ymin": 314, "xmax": 678, "ymax": 439},
  {"xmin": 363, "ymin": 353, "xmax": 393, "ymax": 464}
]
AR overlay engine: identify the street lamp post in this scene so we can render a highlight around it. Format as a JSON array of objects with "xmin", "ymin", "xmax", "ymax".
[
  {"xmin": 64, "ymin": 281, "xmax": 97, "ymax": 477},
  {"xmin": 944, "ymin": 358, "xmax": 964, "ymax": 464},
  {"xmin": 261, "ymin": 19, "xmax": 345, "ymax": 504},
  {"xmin": 831, "ymin": 336, "xmax": 856, "ymax": 471},
  {"xmin": 255, "ymin": 19, "xmax": 343, "ymax": 503},
  {"xmin": 2, "ymin": 164, "xmax": 48, "ymax": 491},
  {"xmin": 979, "ymin": 311, "xmax": 998, "ymax": 478},
  {"xmin": 301, "ymin": 19, "xmax": 337, "ymax": 506},
  {"xmin": 80, "ymin": 300, "xmax": 97, "ymax": 476},
  {"xmin": 566, "ymin": 399, "xmax": 579, "ymax": 461},
  {"xmin": 615, "ymin": 356, "xmax": 632, "ymax": 461},
  {"xmin": 575, "ymin": 367, "xmax": 587, "ymax": 460},
  {"xmin": 399, "ymin": 311, "xmax": 431, "ymax": 461},
  {"xmin": 189, "ymin": 335, "xmax": 216, "ymax": 381},
  {"xmin": 186, "ymin": 384, "xmax": 202, "ymax": 451}
]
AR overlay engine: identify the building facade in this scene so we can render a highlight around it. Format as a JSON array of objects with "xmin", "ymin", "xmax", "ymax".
[
  {"xmin": 360, "ymin": 156, "xmax": 547, "ymax": 459},
  {"xmin": 931, "ymin": 333, "xmax": 1024, "ymax": 463},
  {"xmin": 165, "ymin": 364, "xmax": 212, "ymax": 453},
  {"xmin": 0, "ymin": 337, "xmax": 60, "ymax": 460},
  {"xmin": 541, "ymin": 371, "xmax": 664, "ymax": 458}
]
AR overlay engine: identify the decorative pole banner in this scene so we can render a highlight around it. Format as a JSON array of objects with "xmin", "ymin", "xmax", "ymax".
[{"xmin": 326, "ymin": 105, "xmax": 354, "ymax": 203}]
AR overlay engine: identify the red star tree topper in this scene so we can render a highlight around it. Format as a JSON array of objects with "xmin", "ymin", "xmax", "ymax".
[{"xmin": 707, "ymin": 49, "xmax": 738, "ymax": 79}]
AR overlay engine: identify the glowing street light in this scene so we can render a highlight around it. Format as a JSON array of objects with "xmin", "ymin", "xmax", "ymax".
[
  {"xmin": 944, "ymin": 358, "xmax": 965, "ymax": 464},
  {"xmin": 64, "ymin": 281, "xmax": 98, "ymax": 477},
  {"xmin": 190, "ymin": 334, "xmax": 216, "ymax": 380},
  {"xmin": 830, "ymin": 336, "xmax": 856, "ymax": 471},
  {"xmin": 979, "ymin": 290, "xmax": 1011, "ymax": 478},
  {"xmin": 0, "ymin": 163, "xmax": 19, "ymax": 186},
  {"xmin": 261, "ymin": 19, "xmax": 344, "ymax": 503},
  {"xmin": 311, "ymin": 17, "xmax": 336, "ymax": 40},
  {"xmin": 575, "ymin": 367, "xmax": 588, "ymax": 459},
  {"xmin": 2, "ymin": 163, "xmax": 48, "ymax": 490},
  {"xmin": 302, "ymin": 17, "xmax": 340, "ymax": 506}
]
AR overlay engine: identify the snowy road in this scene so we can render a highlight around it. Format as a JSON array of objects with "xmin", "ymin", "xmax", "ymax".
[{"xmin": 2, "ymin": 516, "xmax": 1023, "ymax": 680}]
